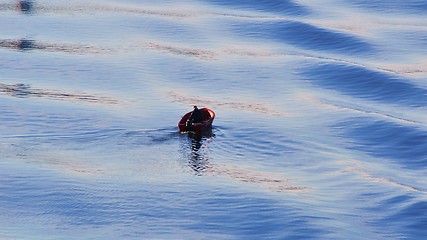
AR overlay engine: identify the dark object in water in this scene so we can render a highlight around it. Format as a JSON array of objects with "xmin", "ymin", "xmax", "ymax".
[
  {"xmin": 178, "ymin": 108, "xmax": 215, "ymax": 134},
  {"xmin": 17, "ymin": 0, "xmax": 34, "ymax": 13}
]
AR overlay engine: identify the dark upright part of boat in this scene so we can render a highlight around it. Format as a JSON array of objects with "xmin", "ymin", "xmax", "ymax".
[{"xmin": 178, "ymin": 108, "xmax": 215, "ymax": 134}]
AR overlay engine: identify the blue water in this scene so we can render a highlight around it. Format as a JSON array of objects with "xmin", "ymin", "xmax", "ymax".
[{"xmin": 1, "ymin": 0, "xmax": 427, "ymax": 239}]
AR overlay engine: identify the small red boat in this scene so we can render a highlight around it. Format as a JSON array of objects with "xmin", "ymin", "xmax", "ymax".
[{"xmin": 178, "ymin": 108, "xmax": 215, "ymax": 133}]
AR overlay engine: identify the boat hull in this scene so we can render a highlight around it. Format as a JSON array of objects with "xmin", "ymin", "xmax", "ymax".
[{"xmin": 178, "ymin": 108, "xmax": 215, "ymax": 134}]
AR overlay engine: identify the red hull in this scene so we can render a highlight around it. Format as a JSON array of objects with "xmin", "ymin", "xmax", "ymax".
[{"xmin": 178, "ymin": 108, "xmax": 215, "ymax": 133}]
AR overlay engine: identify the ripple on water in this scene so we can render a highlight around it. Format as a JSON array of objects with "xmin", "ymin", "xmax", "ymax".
[{"xmin": 0, "ymin": 163, "xmax": 325, "ymax": 239}]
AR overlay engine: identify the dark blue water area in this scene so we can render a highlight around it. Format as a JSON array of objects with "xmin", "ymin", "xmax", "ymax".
[
  {"xmin": 359, "ymin": 193, "xmax": 427, "ymax": 239},
  {"xmin": 229, "ymin": 20, "xmax": 375, "ymax": 55},
  {"xmin": 342, "ymin": 0, "xmax": 427, "ymax": 15},
  {"xmin": 203, "ymin": 0, "xmax": 309, "ymax": 16},
  {"xmin": 333, "ymin": 117, "xmax": 427, "ymax": 170},
  {"xmin": 301, "ymin": 62, "xmax": 427, "ymax": 108},
  {"xmin": 355, "ymin": 191, "xmax": 427, "ymax": 239},
  {"xmin": 381, "ymin": 201, "xmax": 427, "ymax": 238},
  {"xmin": 0, "ymin": 165, "xmax": 329, "ymax": 239}
]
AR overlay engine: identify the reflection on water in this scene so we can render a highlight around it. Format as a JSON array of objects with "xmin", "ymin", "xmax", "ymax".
[
  {"xmin": 189, "ymin": 137, "xmax": 209, "ymax": 175},
  {"xmin": 180, "ymin": 129, "xmax": 307, "ymax": 192},
  {"xmin": 185, "ymin": 130, "xmax": 214, "ymax": 175}
]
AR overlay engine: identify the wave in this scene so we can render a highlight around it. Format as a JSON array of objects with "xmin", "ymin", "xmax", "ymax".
[
  {"xmin": 202, "ymin": 0, "xmax": 309, "ymax": 16},
  {"xmin": 341, "ymin": 167, "xmax": 424, "ymax": 193},
  {"xmin": 372, "ymin": 197, "xmax": 427, "ymax": 238},
  {"xmin": 301, "ymin": 63, "xmax": 427, "ymax": 107},
  {"xmin": 229, "ymin": 20, "xmax": 375, "ymax": 55},
  {"xmin": 334, "ymin": 118, "xmax": 427, "ymax": 169},
  {"xmin": 145, "ymin": 41, "xmax": 427, "ymax": 79},
  {"xmin": 2, "ymin": 38, "xmax": 424, "ymax": 81},
  {"xmin": 295, "ymin": 93, "xmax": 423, "ymax": 125}
]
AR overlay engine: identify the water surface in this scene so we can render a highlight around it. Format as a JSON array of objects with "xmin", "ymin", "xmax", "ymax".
[{"xmin": 1, "ymin": 0, "xmax": 427, "ymax": 239}]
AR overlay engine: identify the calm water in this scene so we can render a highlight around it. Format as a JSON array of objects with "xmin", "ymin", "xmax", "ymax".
[{"xmin": 1, "ymin": 0, "xmax": 427, "ymax": 239}]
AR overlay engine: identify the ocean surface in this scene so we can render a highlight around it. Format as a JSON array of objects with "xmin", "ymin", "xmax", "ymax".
[{"xmin": 1, "ymin": 0, "xmax": 427, "ymax": 239}]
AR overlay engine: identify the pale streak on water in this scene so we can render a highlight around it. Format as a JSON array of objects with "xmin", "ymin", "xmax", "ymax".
[{"xmin": 1, "ymin": 0, "xmax": 427, "ymax": 239}]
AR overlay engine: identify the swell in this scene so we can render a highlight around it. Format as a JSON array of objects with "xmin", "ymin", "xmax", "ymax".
[
  {"xmin": 229, "ymin": 20, "xmax": 375, "ymax": 55},
  {"xmin": 147, "ymin": 41, "xmax": 427, "ymax": 77},
  {"xmin": 360, "ymin": 193, "xmax": 427, "ymax": 239},
  {"xmin": 340, "ymin": 167, "xmax": 425, "ymax": 193},
  {"xmin": 201, "ymin": 0, "xmax": 309, "ymax": 16},
  {"xmin": 301, "ymin": 62, "xmax": 427, "ymax": 108},
  {"xmin": 378, "ymin": 200, "xmax": 427, "ymax": 238},
  {"xmin": 333, "ymin": 117, "xmax": 427, "ymax": 169},
  {"xmin": 2, "ymin": 38, "xmax": 425, "ymax": 78}
]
